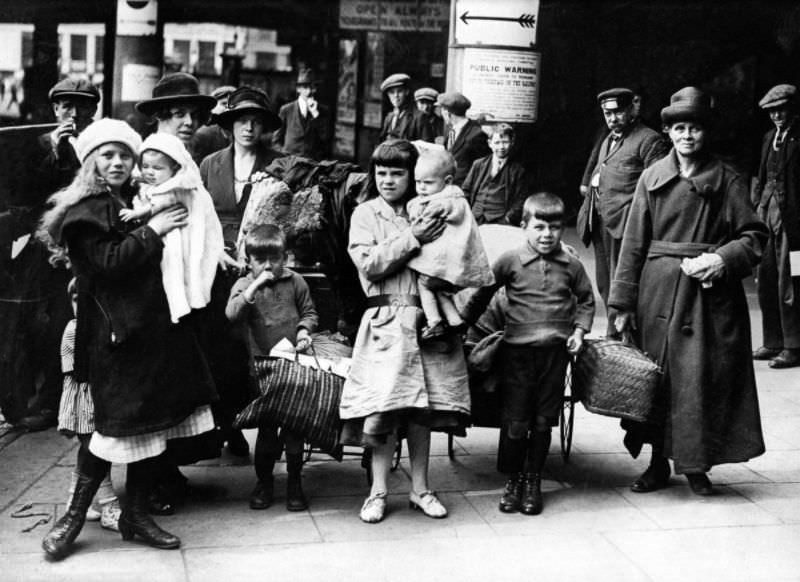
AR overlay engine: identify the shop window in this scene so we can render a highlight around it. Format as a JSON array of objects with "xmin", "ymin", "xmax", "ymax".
[
  {"xmin": 197, "ymin": 41, "xmax": 216, "ymax": 75},
  {"xmin": 172, "ymin": 39, "xmax": 191, "ymax": 71},
  {"xmin": 70, "ymin": 34, "xmax": 87, "ymax": 72}
]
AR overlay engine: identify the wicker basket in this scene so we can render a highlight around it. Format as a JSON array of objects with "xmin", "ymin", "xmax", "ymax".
[{"xmin": 572, "ymin": 338, "xmax": 663, "ymax": 423}]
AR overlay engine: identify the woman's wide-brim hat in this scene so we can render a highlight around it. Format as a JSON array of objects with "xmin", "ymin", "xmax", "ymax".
[
  {"xmin": 661, "ymin": 86, "xmax": 715, "ymax": 125},
  {"xmin": 214, "ymin": 86, "xmax": 282, "ymax": 131},
  {"xmin": 135, "ymin": 72, "xmax": 216, "ymax": 117}
]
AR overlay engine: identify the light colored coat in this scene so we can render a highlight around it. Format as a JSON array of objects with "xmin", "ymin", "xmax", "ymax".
[
  {"xmin": 406, "ymin": 185, "xmax": 494, "ymax": 288},
  {"xmin": 340, "ymin": 196, "xmax": 470, "ymax": 419}
]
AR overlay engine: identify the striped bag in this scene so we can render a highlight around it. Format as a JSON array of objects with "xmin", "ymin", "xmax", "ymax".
[{"xmin": 233, "ymin": 353, "xmax": 343, "ymax": 459}]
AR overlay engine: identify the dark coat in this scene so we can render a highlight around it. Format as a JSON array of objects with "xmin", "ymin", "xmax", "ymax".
[
  {"xmin": 446, "ymin": 119, "xmax": 490, "ymax": 186},
  {"xmin": 273, "ymin": 100, "xmax": 331, "ymax": 161},
  {"xmin": 62, "ymin": 193, "xmax": 217, "ymax": 437},
  {"xmin": 608, "ymin": 151, "xmax": 767, "ymax": 473},
  {"xmin": 379, "ymin": 104, "xmax": 433, "ymax": 143},
  {"xmin": 753, "ymin": 124, "xmax": 800, "ymax": 250},
  {"xmin": 577, "ymin": 122, "xmax": 668, "ymax": 243},
  {"xmin": 199, "ymin": 143, "xmax": 284, "ymax": 246},
  {"xmin": 462, "ymin": 155, "xmax": 531, "ymax": 225}
]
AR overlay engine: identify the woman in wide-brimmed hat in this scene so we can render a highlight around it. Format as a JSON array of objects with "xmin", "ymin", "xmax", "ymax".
[
  {"xmin": 609, "ymin": 87, "xmax": 768, "ymax": 496},
  {"xmin": 136, "ymin": 72, "xmax": 216, "ymax": 163},
  {"xmin": 198, "ymin": 86, "xmax": 285, "ymax": 475}
]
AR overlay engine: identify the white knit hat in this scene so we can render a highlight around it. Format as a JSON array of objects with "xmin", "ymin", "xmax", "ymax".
[
  {"xmin": 75, "ymin": 118, "xmax": 142, "ymax": 163},
  {"xmin": 139, "ymin": 132, "xmax": 192, "ymax": 169}
]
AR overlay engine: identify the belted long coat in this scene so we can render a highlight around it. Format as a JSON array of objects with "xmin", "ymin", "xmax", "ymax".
[{"xmin": 608, "ymin": 151, "xmax": 768, "ymax": 473}]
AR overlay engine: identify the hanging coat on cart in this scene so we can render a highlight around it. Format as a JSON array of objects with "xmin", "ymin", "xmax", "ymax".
[{"xmin": 608, "ymin": 151, "xmax": 768, "ymax": 474}]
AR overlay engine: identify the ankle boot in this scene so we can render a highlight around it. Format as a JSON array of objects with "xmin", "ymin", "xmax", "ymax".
[
  {"xmin": 285, "ymin": 454, "xmax": 308, "ymax": 511},
  {"xmin": 498, "ymin": 473, "xmax": 523, "ymax": 513},
  {"xmin": 119, "ymin": 462, "xmax": 180, "ymax": 549},
  {"xmin": 520, "ymin": 473, "xmax": 543, "ymax": 516},
  {"xmin": 42, "ymin": 472, "xmax": 103, "ymax": 560}
]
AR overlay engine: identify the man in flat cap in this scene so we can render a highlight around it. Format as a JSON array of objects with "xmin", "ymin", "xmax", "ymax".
[
  {"xmin": 438, "ymin": 91, "xmax": 490, "ymax": 186},
  {"xmin": 752, "ymin": 84, "xmax": 800, "ymax": 368},
  {"xmin": 273, "ymin": 68, "xmax": 331, "ymax": 160},
  {"xmin": 379, "ymin": 73, "xmax": 433, "ymax": 143},
  {"xmin": 414, "ymin": 87, "xmax": 443, "ymax": 140},
  {"xmin": 192, "ymin": 84, "xmax": 237, "ymax": 161},
  {"xmin": 5, "ymin": 79, "xmax": 101, "ymax": 430},
  {"xmin": 577, "ymin": 87, "xmax": 667, "ymax": 335}
]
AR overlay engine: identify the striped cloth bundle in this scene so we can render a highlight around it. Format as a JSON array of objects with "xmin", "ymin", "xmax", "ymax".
[{"xmin": 234, "ymin": 355, "xmax": 343, "ymax": 459}]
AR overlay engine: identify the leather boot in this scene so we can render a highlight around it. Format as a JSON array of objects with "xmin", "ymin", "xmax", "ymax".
[
  {"xmin": 519, "ymin": 473, "xmax": 543, "ymax": 515},
  {"xmin": 285, "ymin": 454, "xmax": 308, "ymax": 511},
  {"xmin": 42, "ymin": 472, "xmax": 103, "ymax": 560},
  {"xmin": 498, "ymin": 473, "xmax": 523, "ymax": 513},
  {"xmin": 119, "ymin": 461, "xmax": 181, "ymax": 549}
]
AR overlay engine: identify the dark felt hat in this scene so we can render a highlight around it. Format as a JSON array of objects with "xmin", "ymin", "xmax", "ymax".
[
  {"xmin": 759, "ymin": 84, "xmax": 797, "ymax": 110},
  {"xmin": 48, "ymin": 78, "xmax": 100, "ymax": 104},
  {"xmin": 214, "ymin": 86, "xmax": 282, "ymax": 131},
  {"xmin": 296, "ymin": 68, "xmax": 318, "ymax": 86},
  {"xmin": 437, "ymin": 92, "xmax": 471, "ymax": 116},
  {"xmin": 597, "ymin": 88, "xmax": 634, "ymax": 110},
  {"xmin": 380, "ymin": 73, "xmax": 411, "ymax": 92},
  {"xmin": 661, "ymin": 87, "xmax": 714, "ymax": 125},
  {"xmin": 135, "ymin": 73, "xmax": 216, "ymax": 117}
]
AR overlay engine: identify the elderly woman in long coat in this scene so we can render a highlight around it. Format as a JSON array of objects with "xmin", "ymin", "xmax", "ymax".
[{"xmin": 609, "ymin": 87, "xmax": 768, "ymax": 496}]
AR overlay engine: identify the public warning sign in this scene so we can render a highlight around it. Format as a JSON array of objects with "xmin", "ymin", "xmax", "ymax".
[{"xmin": 461, "ymin": 48, "xmax": 540, "ymax": 123}]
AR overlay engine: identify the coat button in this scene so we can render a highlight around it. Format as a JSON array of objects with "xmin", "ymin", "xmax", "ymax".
[{"xmin": 681, "ymin": 325, "xmax": 693, "ymax": 336}]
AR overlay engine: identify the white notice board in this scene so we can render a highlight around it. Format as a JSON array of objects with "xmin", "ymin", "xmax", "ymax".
[
  {"xmin": 454, "ymin": 0, "xmax": 539, "ymax": 48},
  {"xmin": 461, "ymin": 49, "xmax": 540, "ymax": 123}
]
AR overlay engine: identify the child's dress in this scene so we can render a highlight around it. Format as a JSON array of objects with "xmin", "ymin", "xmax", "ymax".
[
  {"xmin": 58, "ymin": 318, "xmax": 94, "ymax": 436},
  {"xmin": 134, "ymin": 133, "xmax": 224, "ymax": 322},
  {"xmin": 406, "ymin": 184, "xmax": 494, "ymax": 288}
]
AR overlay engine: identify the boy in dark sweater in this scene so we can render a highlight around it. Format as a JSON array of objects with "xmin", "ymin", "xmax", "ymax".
[
  {"xmin": 226, "ymin": 225, "xmax": 318, "ymax": 512},
  {"xmin": 462, "ymin": 193, "xmax": 594, "ymax": 515}
]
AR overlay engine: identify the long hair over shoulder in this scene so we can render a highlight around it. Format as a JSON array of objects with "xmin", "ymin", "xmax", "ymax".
[
  {"xmin": 364, "ymin": 139, "xmax": 418, "ymax": 205},
  {"xmin": 36, "ymin": 148, "xmax": 133, "ymax": 267}
]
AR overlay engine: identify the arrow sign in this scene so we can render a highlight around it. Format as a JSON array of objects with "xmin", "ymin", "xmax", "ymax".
[
  {"xmin": 454, "ymin": 0, "xmax": 539, "ymax": 47},
  {"xmin": 460, "ymin": 11, "xmax": 536, "ymax": 29}
]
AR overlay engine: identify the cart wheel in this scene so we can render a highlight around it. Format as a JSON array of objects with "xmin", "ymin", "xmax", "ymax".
[
  {"xmin": 391, "ymin": 439, "xmax": 402, "ymax": 471},
  {"xmin": 560, "ymin": 359, "xmax": 575, "ymax": 461}
]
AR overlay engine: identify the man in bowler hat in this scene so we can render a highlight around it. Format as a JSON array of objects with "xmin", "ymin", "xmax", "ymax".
[
  {"xmin": 752, "ymin": 84, "xmax": 800, "ymax": 368},
  {"xmin": 577, "ymin": 87, "xmax": 667, "ymax": 334},
  {"xmin": 273, "ymin": 68, "xmax": 330, "ymax": 161}
]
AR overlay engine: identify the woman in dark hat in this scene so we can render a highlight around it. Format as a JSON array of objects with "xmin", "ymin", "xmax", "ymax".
[
  {"xmin": 609, "ymin": 87, "xmax": 768, "ymax": 496},
  {"xmin": 198, "ymin": 86, "xmax": 285, "ymax": 474},
  {"xmin": 136, "ymin": 72, "xmax": 216, "ymax": 164}
]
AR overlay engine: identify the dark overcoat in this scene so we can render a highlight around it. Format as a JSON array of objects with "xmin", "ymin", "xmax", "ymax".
[
  {"xmin": 446, "ymin": 119, "xmax": 490, "ymax": 186},
  {"xmin": 608, "ymin": 151, "xmax": 768, "ymax": 473},
  {"xmin": 379, "ymin": 104, "xmax": 434, "ymax": 144},
  {"xmin": 273, "ymin": 99, "xmax": 331, "ymax": 161},
  {"xmin": 577, "ymin": 122, "xmax": 668, "ymax": 243},
  {"xmin": 199, "ymin": 143, "xmax": 283, "ymax": 246},
  {"xmin": 62, "ymin": 193, "xmax": 217, "ymax": 437}
]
